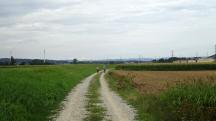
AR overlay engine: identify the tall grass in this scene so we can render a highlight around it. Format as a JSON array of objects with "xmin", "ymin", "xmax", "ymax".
[
  {"xmin": 155, "ymin": 83, "xmax": 216, "ymax": 121},
  {"xmin": 116, "ymin": 63, "xmax": 216, "ymax": 71},
  {"xmin": 0, "ymin": 65, "xmax": 97, "ymax": 121}
]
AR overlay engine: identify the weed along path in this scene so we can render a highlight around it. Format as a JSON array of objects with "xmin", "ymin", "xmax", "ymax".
[
  {"xmin": 100, "ymin": 73, "xmax": 137, "ymax": 121},
  {"xmin": 54, "ymin": 73, "xmax": 96, "ymax": 121}
]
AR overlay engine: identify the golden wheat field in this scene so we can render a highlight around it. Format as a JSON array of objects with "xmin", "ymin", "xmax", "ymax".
[{"xmin": 112, "ymin": 70, "xmax": 216, "ymax": 94}]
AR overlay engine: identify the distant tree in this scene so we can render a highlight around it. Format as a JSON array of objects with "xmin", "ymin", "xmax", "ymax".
[
  {"xmin": 195, "ymin": 58, "xmax": 198, "ymax": 63},
  {"xmin": 30, "ymin": 59, "xmax": 53, "ymax": 65},
  {"xmin": 73, "ymin": 58, "xmax": 78, "ymax": 64},
  {"xmin": 158, "ymin": 58, "xmax": 166, "ymax": 63},
  {"xmin": 30, "ymin": 59, "xmax": 44, "ymax": 65},
  {"xmin": 20, "ymin": 62, "xmax": 26, "ymax": 65},
  {"xmin": 167, "ymin": 57, "xmax": 179, "ymax": 63},
  {"xmin": 0, "ymin": 60, "xmax": 9, "ymax": 65},
  {"xmin": 10, "ymin": 56, "xmax": 16, "ymax": 65},
  {"xmin": 0, "ymin": 62, "xmax": 6, "ymax": 65},
  {"xmin": 109, "ymin": 61, "xmax": 115, "ymax": 64},
  {"xmin": 152, "ymin": 59, "xmax": 157, "ymax": 63},
  {"xmin": 152, "ymin": 57, "xmax": 188, "ymax": 63}
]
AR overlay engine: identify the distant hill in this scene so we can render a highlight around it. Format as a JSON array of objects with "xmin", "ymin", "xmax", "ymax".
[
  {"xmin": 84, "ymin": 58, "xmax": 154, "ymax": 64},
  {"xmin": 0, "ymin": 58, "xmax": 72, "ymax": 65}
]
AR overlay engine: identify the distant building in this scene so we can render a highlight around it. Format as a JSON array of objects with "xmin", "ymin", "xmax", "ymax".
[
  {"xmin": 173, "ymin": 59, "xmax": 196, "ymax": 64},
  {"xmin": 173, "ymin": 57, "xmax": 214, "ymax": 64},
  {"xmin": 198, "ymin": 58, "xmax": 214, "ymax": 63}
]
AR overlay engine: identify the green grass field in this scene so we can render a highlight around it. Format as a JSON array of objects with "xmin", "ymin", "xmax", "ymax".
[{"xmin": 0, "ymin": 65, "xmax": 97, "ymax": 121}]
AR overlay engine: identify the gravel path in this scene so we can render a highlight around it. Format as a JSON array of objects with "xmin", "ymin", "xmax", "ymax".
[
  {"xmin": 54, "ymin": 73, "xmax": 96, "ymax": 121},
  {"xmin": 100, "ymin": 73, "xmax": 137, "ymax": 121}
]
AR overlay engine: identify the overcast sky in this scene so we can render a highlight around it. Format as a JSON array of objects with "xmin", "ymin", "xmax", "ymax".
[{"xmin": 0, "ymin": 0, "xmax": 216, "ymax": 60}]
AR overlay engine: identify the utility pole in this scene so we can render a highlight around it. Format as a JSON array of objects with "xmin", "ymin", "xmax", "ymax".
[
  {"xmin": 9, "ymin": 50, "xmax": 12, "ymax": 64},
  {"xmin": 171, "ymin": 50, "xmax": 174, "ymax": 58},
  {"xmin": 138, "ymin": 55, "xmax": 142, "ymax": 63},
  {"xmin": 139, "ymin": 55, "xmax": 141, "ymax": 63},
  {"xmin": 120, "ymin": 57, "xmax": 122, "ymax": 64},
  {"xmin": 43, "ymin": 49, "xmax": 46, "ymax": 64},
  {"xmin": 195, "ymin": 52, "xmax": 199, "ymax": 63}
]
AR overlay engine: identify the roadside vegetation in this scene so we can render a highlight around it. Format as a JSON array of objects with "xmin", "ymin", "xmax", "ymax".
[
  {"xmin": 116, "ymin": 63, "xmax": 216, "ymax": 71},
  {"xmin": 84, "ymin": 74, "xmax": 107, "ymax": 121},
  {"xmin": 0, "ymin": 65, "xmax": 97, "ymax": 121},
  {"xmin": 106, "ymin": 69, "xmax": 216, "ymax": 121}
]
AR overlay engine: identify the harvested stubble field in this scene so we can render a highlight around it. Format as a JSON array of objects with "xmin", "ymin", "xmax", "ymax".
[
  {"xmin": 116, "ymin": 63, "xmax": 216, "ymax": 71},
  {"xmin": 107, "ymin": 70, "xmax": 216, "ymax": 121},
  {"xmin": 112, "ymin": 70, "xmax": 216, "ymax": 94}
]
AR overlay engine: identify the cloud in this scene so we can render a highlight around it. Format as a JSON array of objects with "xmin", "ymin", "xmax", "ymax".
[
  {"xmin": 0, "ymin": 0, "xmax": 216, "ymax": 59},
  {"xmin": 0, "ymin": 0, "xmax": 80, "ymax": 16}
]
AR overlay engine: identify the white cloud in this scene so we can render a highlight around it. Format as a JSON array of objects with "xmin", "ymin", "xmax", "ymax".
[{"xmin": 0, "ymin": 0, "xmax": 216, "ymax": 59}]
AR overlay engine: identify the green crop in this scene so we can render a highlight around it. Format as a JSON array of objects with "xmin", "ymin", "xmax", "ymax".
[{"xmin": 0, "ymin": 65, "xmax": 97, "ymax": 121}]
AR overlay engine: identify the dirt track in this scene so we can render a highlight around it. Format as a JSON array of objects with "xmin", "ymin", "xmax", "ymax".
[
  {"xmin": 54, "ymin": 72, "xmax": 136, "ymax": 121},
  {"xmin": 100, "ymin": 73, "xmax": 136, "ymax": 121},
  {"xmin": 54, "ymin": 74, "xmax": 96, "ymax": 121}
]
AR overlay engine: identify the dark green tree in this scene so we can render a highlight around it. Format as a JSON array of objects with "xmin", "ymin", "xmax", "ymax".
[
  {"xmin": 30, "ymin": 59, "xmax": 44, "ymax": 65},
  {"xmin": 10, "ymin": 56, "xmax": 16, "ymax": 65},
  {"xmin": 73, "ymin": 58, "xmax": 78, "ymax": 64},
  {"xmin": 20, "ymin": 62, "xmax": 26, "ymax": 65}
]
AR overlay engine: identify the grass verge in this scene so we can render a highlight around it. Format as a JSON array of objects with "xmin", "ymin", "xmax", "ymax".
[
  {"xmin": 106, "ymin": 71, "xmax": 216, "ymax": 121},
  {"xmin": 0, "ymin": 65, "xmax": 97, "ymax": 121},
  {"xmin": 84, "ymin": 74, "xmax": 107, "ymax": 121}
]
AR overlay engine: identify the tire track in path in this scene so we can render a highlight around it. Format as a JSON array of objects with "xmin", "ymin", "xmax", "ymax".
[
  {"xmin": 54, "ymin": 73, "xmax": 96, "ymax": 121},
  {"xmin": 100, "ymin": 73, "xmax": 137, "ymax": 121}
]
